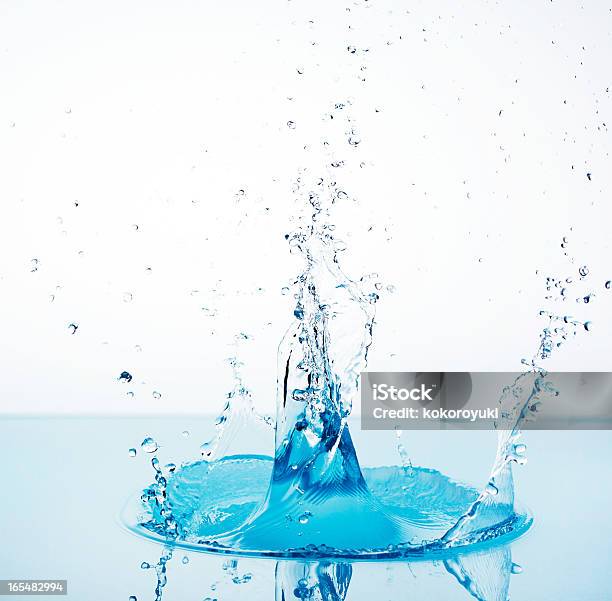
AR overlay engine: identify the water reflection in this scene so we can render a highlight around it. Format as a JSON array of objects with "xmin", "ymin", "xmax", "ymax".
[
  {"xmin": 275, "ymin": 561, "xmax": 352, "ymax": 601},
  {"xmin": 138, "ymin": 542, "xmax": 520, "ymax": 601}
]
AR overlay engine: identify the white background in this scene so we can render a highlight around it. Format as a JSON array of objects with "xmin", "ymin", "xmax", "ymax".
[{"xmin": 1, "ymin": 0, "xmax": 611, "ymax": 415}]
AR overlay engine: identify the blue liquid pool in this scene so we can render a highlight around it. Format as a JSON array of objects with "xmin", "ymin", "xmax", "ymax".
[{"xmin": 124, "ymin": 455, "xmax": 532, "ymax": 559}]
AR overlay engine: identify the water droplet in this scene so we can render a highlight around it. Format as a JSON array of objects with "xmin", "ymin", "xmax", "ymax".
[
  {"xmin": 281, "ymin": 286, "xmax": 290, "ymax": 295},
  {"xmin": 140, "ymin": 562, "xmax": 150, "ymax": 569},
  {"xmin": 129, "ymin": 596, "xmax": 137, "ymax": 601},
  {"xmin": 579, "ymin": 266, "xmax": 589, "ymax": 277},
  {"xmin": 118, "ymin": 371, "xmax": 133, "ymax": 383},
  {"xmin": 583, "ymin": 294, "xmax": 592, "ymax": 303},
  {"xmin": 511, "ymin": 563, "xmax": 523, "ymax": 574},
  {"xmin": 232, "ymin": 573, "xmax": 252, "ymax": 584},
  {"xmin": 298, "ymin": 511, "xmax": 312, "ymax": 524},
  {"xmin": 584, "ymin": 321, "xmax": 592, "ymax": 331},
  {"xmin": 123, "ymin": 292, "xmax": 133, "ymax": 303},
  {"xmin": 182, "ymin": 556, "xmax": 189, "ymax": 564},
  {"xmin": 30, "ymin": 258, "xmax": 39, "ymax": 272},
  {"xmin": 605, "ymin": 280, "xmax": 611, "ymax": 290},
  {"xmin": 348, "ymin": 134, "xmax": 361, "ymax": 146},
  {"xmin": 181, "ymin": 430, "xmax": 190, "ymax": 437},
  {"xmin": 200, "ymin": 442, "xmax": 212, "ymax": 457},
  {"xmin": 287, "ymin": 120, "xmax": 296, "ymax": 129},
  {"xmin": 141, "ymin": 437, "xmax": 158, "ymax": 453},
  {"xmin": 347, "ymin": 45, "xmax": 357, "ymax": 54},
  {"xmin": 128, "ymin": 448, "xmax": 137, "ymax": 457},
  {"xmin": 127, "ymin": 391, "xmax": 135, "ymax": 398},
  {"xmin": 67, "ymin": 323, "xmax": 79, "ymax": 335},
  {"xmin": 152, "ymin": 391, "xmax": 162, "ymax": 400},
  {"xmin": 134, "ymin": 345, "xmax": 143, "ymax": 352},
  {"xmin": 132, "ymin": 224, "xmax": 139, "ymax": 231}
]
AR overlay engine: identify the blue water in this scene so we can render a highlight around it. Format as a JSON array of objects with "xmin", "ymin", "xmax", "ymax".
[
  {"xmin": 122, "ymin": 229, "xmax": 541, "ymax": 563},
  {"xmin": 121, "ymin": 0, "xmax": 597, "ymax": 561},
  {"xmin": 2, "ymin": 417, "xmax": 611, "ymax": 600},
  {"xmin": 96, "ymin": 0, "xmax": 606, "ymax": 591},
  {"xmin": 123, "ymin": 214, "xmax": 595, "ymax": 572},
  {"xmin": 128, "ymin": 455, "xmax": 531, "ymax": 559}
]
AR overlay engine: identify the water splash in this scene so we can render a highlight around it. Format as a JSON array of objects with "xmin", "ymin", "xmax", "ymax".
[
  {"xmin": 124, "ymin": 17, "xmax": 536, "ymax": 555},
  {"xmin": 138, "ymin": 545, "xmax": 173, "ymax": 601},
  {"xmin": 124, "ymin": 223, "xmax": 601, "ymax": 560},
  {"xmin": 124, "ymin": 224, "xmax": 533, "ymax": 558},
  {"xmin": 120, "ymin": 0, "xmax": 596, "ymax": 575},
  {"xmin": 198, "ymin": 346, "xmax": 273, "ymax": 463},
  {"xmin": 438, "ymin": 251, "xmax": 594, "ymax": 548}
]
